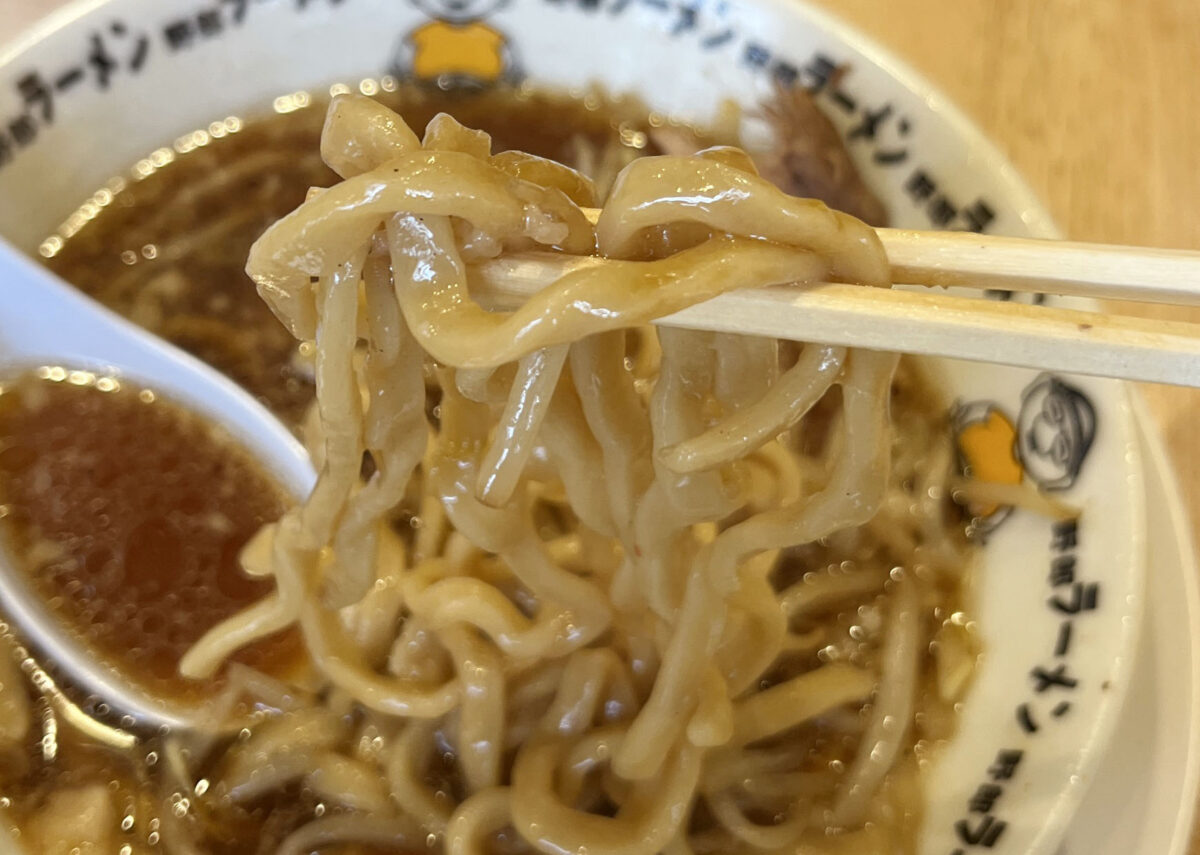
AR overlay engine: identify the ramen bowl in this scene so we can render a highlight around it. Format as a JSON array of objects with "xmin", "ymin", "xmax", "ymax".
[{"xmin": 0, "ymin": 1, "xmax": 1146, "ymax": 853}]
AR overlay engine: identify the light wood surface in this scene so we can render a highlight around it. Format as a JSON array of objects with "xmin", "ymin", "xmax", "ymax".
[
  {"xmin": 479, "ymin": 218, "xmax": 1200, "ymax": 385},
  {"xmin": 5, "ymin": 0, "xmax": 1200, "ymax": 845}
]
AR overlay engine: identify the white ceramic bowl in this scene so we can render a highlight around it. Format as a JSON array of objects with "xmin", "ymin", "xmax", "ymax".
[{"xmin": 0, "ymin": 2, "xmax": 1146, "ymax": 853}]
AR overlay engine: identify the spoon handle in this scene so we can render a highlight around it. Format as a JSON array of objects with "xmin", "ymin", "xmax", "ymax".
[{"xmin": 0, "ymin": 239, "xmax": 165, "ymax": 373}]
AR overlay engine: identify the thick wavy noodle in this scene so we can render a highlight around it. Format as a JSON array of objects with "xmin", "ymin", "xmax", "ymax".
[{"xmin": 171, "ymin": 93, "xmax": 977, "ymax": 854}]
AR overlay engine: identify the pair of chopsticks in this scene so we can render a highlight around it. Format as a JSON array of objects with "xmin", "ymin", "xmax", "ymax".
[{"xmin": 474, "ymin": 213, "xmax": 1200, "ymax": 387}]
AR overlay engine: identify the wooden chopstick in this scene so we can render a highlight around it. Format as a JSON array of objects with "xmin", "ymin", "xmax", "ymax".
[
  {"xmin": 469, "ymin": 212, "xmax": 1200, "ymax": 386},
  {"xmin": 876, "ymin": 228, "xmax": 1200, "ymax": 306},
  {"xmin": 577, "ymin": 207, "xmax": 1200, "ymax": 305},
  {"xmin": 473, "ymin": 255, "xmax": 1200, "ymax": 387}
]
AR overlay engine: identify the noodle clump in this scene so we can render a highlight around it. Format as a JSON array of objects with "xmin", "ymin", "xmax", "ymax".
[{"xmin": 178, "ymin": 94, "xmax": 975, "ymax": 854}]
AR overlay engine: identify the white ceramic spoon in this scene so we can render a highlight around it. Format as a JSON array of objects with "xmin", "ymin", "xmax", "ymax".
[{"xmin": 0, "ymin": 240, "xmax": 315, "ymax": 733}]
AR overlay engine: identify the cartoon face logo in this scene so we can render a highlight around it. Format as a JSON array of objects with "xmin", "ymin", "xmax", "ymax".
[
  {"xmin": 392, "ymin": 0, "xmax": 520, "ymax": 88},
  {"xmin": 953, "ymin": 374, "xmax": 1096, "ymax": 532},
  {"xmin": 1016, "ymin": 376, "xmax": 1096, "ymax": 491}
]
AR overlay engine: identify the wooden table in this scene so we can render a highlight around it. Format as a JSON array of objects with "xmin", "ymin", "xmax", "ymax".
[{"xmin": 5, "ymin": 0, "xmax": 1200, "ymax": 848}]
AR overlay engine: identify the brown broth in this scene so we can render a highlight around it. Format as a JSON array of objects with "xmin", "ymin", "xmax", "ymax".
[{"xmin": 0, "ymin": 371, "xmax": 297, "ymax": 699}]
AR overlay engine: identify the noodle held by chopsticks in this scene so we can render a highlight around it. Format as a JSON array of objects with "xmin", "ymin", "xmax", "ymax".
[{"xmin": 177, "ymin": 93, "xmax": 977, "ymax": 855}]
